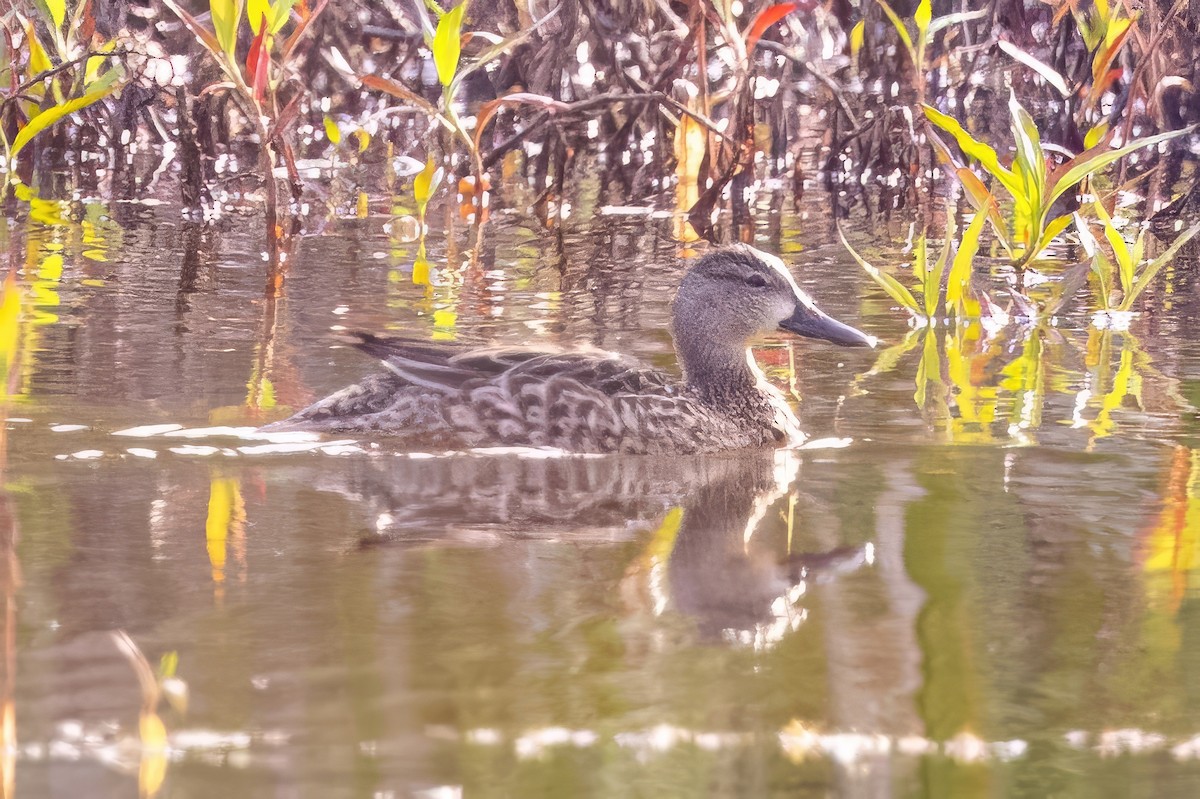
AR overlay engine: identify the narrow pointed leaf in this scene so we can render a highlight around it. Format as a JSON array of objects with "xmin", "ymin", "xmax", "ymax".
[
  {"xmin": 432, "ymin": 2, "xmax": 466, "ymax": 89},
  {"xmin": 923, "ymin": 104, "xmax": 1024, "ymax": 197},
  {"xmin": 1083, "ymin": 121, "xmax": 1109, "ymax": 150},
  {"xmin": 1094, "ymin": 16, "xmax": 1134, "ymax": 84},
  {"xmin": 914, "ymin": 0, "xmax": 931, "ymax": 39},
  {"xmin": 927, "ymin": 225, "xmax": 954, "ymax": 319},
  {"xmin": 948, "ymin": 211, "xmax": 987, "ymax": 309},
  {"xmin": 11, "ymin": 80, "xmax": 119, "ymax": 159},
  {"xmin": 1047, "ymin": 126, "xmax": 1195, "ymax": 209},
  {"xmin": 998, "ymin": 40, "xmax": 1070, "ymax": 97},
  {"xmin": 1122, "ymin": 221, "xmax": 1200, "ymax": 310},
  {"xmin": 211, "ymin": 0, "xmax": 240, "ymax": 60},
  {"xmin": 38, "ymin": 0, "xmax": 66, "ymax": 29},
  {"xmin": 838, "ymin": 227, "xmax": 923, "ymax": 318},
  {"xmin": 246, "ymin": 17, "xmax": 270, "ymax": 102},
  {"xmin": 1094, "ymin": 199, "xmax": 1134, "ymax": 295},
  {"xmin": 270, "ymin": 0, "xmax": 296, "ymax": 33},
  {"xmin": 850, "ymin": 19, "xmax": 865, "ymax": 59},
  {"xmin": 162, "ymin": 0, "xmax": 228, "ymax": 67},
  {"xmin": 247, "ymin": 0, "xmax": 271, "ymax": 31},
  {"xmin": 1009, "ymin": 92, "xmax": 1045, "ymax": 208},
  {"xmin": 874, "ymin": 0, "xmax": 915, "ymax": 61},
  {"xmin": 744, "ymin": 2, "xmax": 797, "ymax": 52}
]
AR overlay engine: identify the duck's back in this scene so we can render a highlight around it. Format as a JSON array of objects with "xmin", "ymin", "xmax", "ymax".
[{"xmin": 264, "ymin": 335, "xmax": 779, "ymax": 454}]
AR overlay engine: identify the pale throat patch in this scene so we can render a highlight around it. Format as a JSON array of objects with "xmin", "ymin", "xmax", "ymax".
[{"xmin": 745, "ymin": 348, "xmax": 804, "ymax": 446}]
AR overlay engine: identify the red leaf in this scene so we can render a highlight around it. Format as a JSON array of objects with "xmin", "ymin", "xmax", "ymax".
[
  {"xmin": 744, "ymin": 2, "xmax": 802, "ymax": 52},
  {"xmin": 246, "ymin": 18, "xmax": 270, "ymax": 102}
]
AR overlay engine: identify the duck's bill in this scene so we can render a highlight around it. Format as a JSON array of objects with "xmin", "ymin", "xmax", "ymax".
[{"xmin": 780, "ymin": 305, "xmax": 877, "ymax": 347}]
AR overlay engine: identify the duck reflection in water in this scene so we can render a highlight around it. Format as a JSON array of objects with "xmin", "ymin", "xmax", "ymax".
[{"xmin": 299, "ymin": 446, "xmax": 869, "ymax": 644}]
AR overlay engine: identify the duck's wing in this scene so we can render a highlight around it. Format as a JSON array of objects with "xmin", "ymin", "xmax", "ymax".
[
  {"xmin": 347, "ymin": 333, "xmax": 553, "ymax": 392},
  {"xmin": 347, "ymin": 332, "xmax": 666, "ymax": 396}
]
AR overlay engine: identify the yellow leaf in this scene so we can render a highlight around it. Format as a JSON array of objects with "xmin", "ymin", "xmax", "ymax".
[
  {"xmin": 11, "ymin": 79, "xmax": 120, "ymax": 160},
  {"xmin": 1084, "ymin": 121, "xmax": 1110, "ymax": 150},
  {"xmin": 40, "ymin": 0, "xmax": 66, "ymax": 29},
  {"xmin": 205, "ymin": 477, "xmax": 243, "ymax": 582},
  {"xmin": 432, "ymin": 2, "xmax": 466, "ymax": 88},
  {"xmin": 849, "ymin": 19, "xmax": 865, "ymax": 60},
  {"xmin": 914, "ymin": 0, "xmax": 931, "ymax": 38},
  {"xmin": 354, "ymin": 128, "xmax": 371, "ymax": 153},
  {"xmin": 247, "ymin": 0, "xmax": 271, "ymax": 32},
  {"xmin": 356, "ymin": 191, "xmax": 369, "ymax": 218},
  {"xmin": 433, "ymin": 308, "xmax": 457, "ymax": 328},
  {"xmin": 413, "ymin": 241, "xmax": 431, "ymax": 286},
  {"xmin": 323, "ymin": 115, "xmax": 341, "ymax": 145},
  {"xmin": 26, "ymin": 22, "xmax": 51, "ymax": 77},
  {"xmin": 414, "ymin": 157, "xmax": 443, "ymax": 212},
  {"xmin": 211, "ymin": 0, "xmax": 240, "ymax": 60}
]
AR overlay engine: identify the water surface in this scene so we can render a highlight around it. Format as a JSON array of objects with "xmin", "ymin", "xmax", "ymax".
[{"xmin": 5, "ymin": 190, "xmax": 1200, "ymax": 798}]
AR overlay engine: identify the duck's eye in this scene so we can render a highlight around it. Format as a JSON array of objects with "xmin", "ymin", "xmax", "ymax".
[{"xmin": 744, "ymin": 273, "xmax": 768, "ymax": 288}]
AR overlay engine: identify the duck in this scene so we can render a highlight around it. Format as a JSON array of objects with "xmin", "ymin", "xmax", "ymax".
[{"xmin": 262, "ymin": 245, "xmax": 875, "ymax": 453}]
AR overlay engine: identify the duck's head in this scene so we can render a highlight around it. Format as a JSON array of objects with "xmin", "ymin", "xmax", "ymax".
[{"xmin": 671, "ymin": 246, "xmax": 876, "ymax": 360}]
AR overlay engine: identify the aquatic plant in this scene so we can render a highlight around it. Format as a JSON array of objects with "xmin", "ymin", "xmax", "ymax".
[
  {"xmin": 0, "ymin": 1, "xmax": 125, "ymax": 192},
  {"xmin": 924, "ymin": 94, "xmax": 1191, "ymax": 268},
  {"xmin": 838, "ymin": 211, "xmax": 986, "ymax": 325},
  {"xmin": 161, "ymin": 0, "xmax": 329, "ymax": 287},
  {"xmin": 1074, "ymin": 205, "xmax": 1200, "ymax": 314}
]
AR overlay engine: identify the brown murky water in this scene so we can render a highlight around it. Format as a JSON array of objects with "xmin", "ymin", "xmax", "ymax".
[{"xmin": 5, "ymin": 186, "xmax": 1200, "ymax": 798}]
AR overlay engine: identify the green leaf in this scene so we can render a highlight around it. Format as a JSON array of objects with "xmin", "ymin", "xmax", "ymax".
[
  {"xmin": 11, "ymin": 80, "xmax": 119, "ymax": 160},
  {"xmin": 1046, "ymin": 126, "xmax": 1195, "ymax": 210},
  {"xmin": 922, "ymin": 104, "xmax": 1024, "ymax": 198},
  {"xmin": 1075, "ymin": 213, "xmax": 1113, "ymax": 308},
  {"xmin": 953, "ymin": 166, "xmax": 1011, "ymax": 251},
  {"xmin": 211, "ymin": 0, "xmax": 240, "ymax": 61},
  {"xmin": 838, "ymin": 227, "xmax": 923, "ymax": 318},
  {"xmin": 914, "ymin": 327, "xmax": 940, "ymax": 408},
  {"xmin": 948, "ymin": 211, "xmax": 986, "ymax": 311},
  {"xmin": 1122, "ymin": 221, "xmax": 1200, "ymax": 310},
  {"xmin": 927, "ymin": 225, "xmax": 953, "ymax": 319},
  {"xmin": 269, "ymin": 0, "xmax": 296, "ymax": 34},
  {"xmin": 1094, "ymin": 199, "xmax": 1134, "ymax": 296},
  {"xmin": 912, "ymin": 233, "xmax": 927, "ymax": 289},
  {"xmin": 432, "ymin": 2, "xmax": 466, "ymax": 89},
  {"xmin": 1008, "ymin": 92, "xmax": 1045, "ymax": 212},
  {"xmin": 1031, "ymin": 212, "xmax": 1072, "ymax": 258}
]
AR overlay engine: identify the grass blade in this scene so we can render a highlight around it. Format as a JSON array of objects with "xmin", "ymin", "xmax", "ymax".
[
  {"xmin": 997, "ymin": 40, "xmax": 1070, "ymax": 97},
  {"xmin": 838, "ymin": 226, "xmax": 923, "ymax": 318},
  {"xmin": 1122, "ymin": 222, "xmax": 1200, "ymax": 310},
  {"xmin": 948, "ymin": 210, "xmax": 986, "ymax": 311}
]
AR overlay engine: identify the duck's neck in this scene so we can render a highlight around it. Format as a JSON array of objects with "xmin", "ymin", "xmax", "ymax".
[
  {"xmin": 678, "ymin": 339, "xmax": 803, "ymax": 445},
  {"xmin": 676, "ymin": 334, "xmax": 765, "ymax": 404}
]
